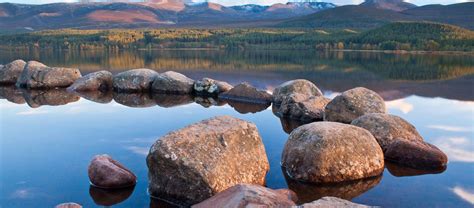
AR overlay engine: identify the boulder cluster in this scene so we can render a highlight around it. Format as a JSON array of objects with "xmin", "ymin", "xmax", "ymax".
[{"xmin": 1, "ymin": 59, "xmax": 448, "ymax": 207}]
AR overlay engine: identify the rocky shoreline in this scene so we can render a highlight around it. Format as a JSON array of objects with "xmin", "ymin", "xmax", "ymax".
[{"xmin": 1, "ymin": 59, "xmax": 449, "ymax": 207}]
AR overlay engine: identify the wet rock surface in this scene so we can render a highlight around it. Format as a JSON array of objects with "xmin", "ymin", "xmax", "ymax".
[
  {"xmin": 55, "ymin": 203, "xmax": 82, "ymax": 208},
  {"xmin": 89, "ymin": 185, "xmax": 135, "ymax": 206},
  {"xmin": 22, "ymin": 89, "xmax": 80, "ymax": 108},
  {"xmin": 67, "ymin": 70, "xmax": 112, "ymax": 92},
  {"xmin": 0, "ymin": 59, "xmax": 26, "ymax": 84},
  {"xmin": 219, "ymin": 82, "xmax": 272, "ymax": 104},
  {"xmin": 194, "ymin": 78, "xmax": 233, "ymax": 96},
  {"xmin": 282, "ymin": 122, "xmax": 384, "ymax": 183},
  {"xmin": 272, "ymin": 79, "xmax": 323, "ymax": 105},
  {"xmin": 192, "ymin": 184, "xmax": 297, "ymax": 208},
  {"xmin": 324, "ymin": 87, "xmax": 386, "ymax": 123},
  {"xmin": 385, "ymin": 139, "xmax": 448, "ymax": 170},
  {"xmin": 16, "ymin": 61, "xmax": 81, "ymax": 89},
  {"xmin": 113, "ymin": 69, "xmax": 158, "ymax": 92},
  {"xmin": 277, "ymin": 94, "xmax": 330, "ymax": 122},
  {"xmin": 152, "ymin": 71, "xmax": 195, "ymax": 94},
  {"xmin": 297, "ymin": 197, "xmax": 370, "ymax": 208},
  {"xmin": 147, "ymin": 116, "xmax": 269, "ymax": 205},
  {"xmin": 88, "ymin": 154, "xmax": 137, "ymax": 189}
]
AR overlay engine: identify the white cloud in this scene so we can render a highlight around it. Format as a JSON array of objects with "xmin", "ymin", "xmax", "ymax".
[
  {"xmin": 125, "ymin": 146, "xmax": 149, "ymax": 156},
  {"xmin": 17, "ymin": 109, "xmax": 49, "ymax": 115},
  {"xmin": 427, "ymin": 125, "xmax": 473, "ymax": 133},
  {"xmin": 434, "ymin": 137, "xmax": 474, "ymax": 163},
  {"xmin": 452, "ymin": 186, "xmax": 474, "ymax": 205},
  {"xmin": 386, "ymin": 99, "xmax": 414, "ymax": 114}
]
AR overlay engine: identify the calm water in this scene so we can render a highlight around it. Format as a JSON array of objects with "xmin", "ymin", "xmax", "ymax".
[{"xmin": 0, "ymin": 50, "xmax": 473, "ymax": 207}]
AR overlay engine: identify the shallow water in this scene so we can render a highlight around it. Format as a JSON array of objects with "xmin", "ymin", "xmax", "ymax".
[{"xmin": 0, "ymin": 50, "xmax": 473, "ymax": 207}]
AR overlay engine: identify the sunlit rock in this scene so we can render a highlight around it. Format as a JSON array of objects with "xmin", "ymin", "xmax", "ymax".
[
  {"xmin": 16, "ymin": 61, "xmax": 81, "ymax": 89},
  {"xmin": 194, "ymin": 78, "xmax": 233, "ymax": 96},
  {"xmin": 89, "ymin": 185, "xmax": 135, "ymax": 206},
  {"xmin": 147, "ymin": 116, "xmax": 269, "ymax": 205},
  {"xmin": 113, "ymin": 92, "xmax": 156, "ymax": 108},
  {"xmin": 192, "ymin": 184, "xmax": 297, "ymax": 208},
  {"xmin": 152, "ymin": 71, "xmax": 194, "ymax": 94},
  {"xmin": 324, "ymin": 87, "xmax": 386, "ymax": 123},
  {"xmin": 282, "ymin": 122, "xmax": 384, "ymax": 183},
  {"xmin": 22, "ymin": 89, "xmax": 80, "ymax": 108},
  {"xmin": 272, "ymin": 79, "xmax": 323, "ymax": 105},
  {"xmin": 67, "ymin": 70, "xmax": 112, "ymax": 92},
  {"xmin": 0, "ymin": 59, "xmax": 26, "ymax": 84},
  {"xmin": 219, "ymin": 82, "xmax": 272, "ymax": 104},
  {"xmin": 88, "ymin": 154, "xmax": 137, "ymax": 189},
  {"xmin": 297, "ymin": 197, "xmax": 370, "ymax": 208},
  {"xmin": 276, "ymin": 93, "xmax": 330, "ymax": 122},
  {"xmin": 226, "ymin": 100, "xmax": 270, "ymax": 114},
  {"xmin": 113, "ymin": 69, "xmax": 158, "ymax": 92},
  {"xmin": 153, "ymin": 93, "xmax": 194, "ymax": 108},
  {"xmin": 0, "ymin": 86, "xmax": 26, "ymax": 104}
]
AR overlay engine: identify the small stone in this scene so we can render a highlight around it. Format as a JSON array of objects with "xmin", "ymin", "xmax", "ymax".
[
  {"xmin": 385, "ymin": 139, "xmax": 448, "ymax": 170},
  {"xmin": 88, "ymin": 154, "xmax": 137, "ymax": 189},
  {"xmin": 194, "ymin": 78, "xmax": 233, "ymax": 96},
  {"xmin": 219, "ymin": 82, "xmax": 272, "ymax": 104}
]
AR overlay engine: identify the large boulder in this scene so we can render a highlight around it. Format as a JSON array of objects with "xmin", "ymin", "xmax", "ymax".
[
  {"xmin": 219, "ymin": 83, "xmax": 272, "ymax": 104},
  {"xmin": 113, "ymin": 69, "xmax": 158, "ymax": 92},
  {"xmin": 324, "ymin": 87, "xmax": 386, "ymax": 123},
  {"xmin": 67, "ymin": 70, "xmax": 112, "ymax": 92},
  {"xmin": 273, "ymin": 79, "xmax": 323, "ymax": 105},
  {"xmin": 0, "ymin": 59, "xmax": 26, "ymax": 84},
  {"xmin": 88, "ymin": 154, "xmax": 137, "ymax": 189},
  {"xmin": 297, "ymin": 197, "xmax": 370, "ymax": 208},
  {"xmin": 152, "ymin": 71, "xmax": 194, "ymax": 94},
  {"xmin": 192, "ymin": 184, "xmax": 297, "ymax": 208},
  {"xmin": 16, "ymin": 61, "xmax": 81, "ymax": 89},
  {"xmin": 194, "ymin": 78, "xmax": 233, "ymax": 96},
  {"xmin": 147, "ymin": 116, "xmax": 269, "ymax": 205},
  {"xmin": 385, "ymin": 139, "xmax": 448, "ymax": 170},
  {"xmin": 282, "ymin": 122, "xmax": 384, "ymax": 183},
  {"xmin": 277, "ymin": 94, "xmax": 330, "ymax": 121}
]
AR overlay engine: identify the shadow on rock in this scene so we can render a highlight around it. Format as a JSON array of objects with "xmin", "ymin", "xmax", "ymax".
[
  {"xmin": 0, "ymin": 85, "xmax": 25, "ymax": 104},
  {"xmin": 227, "ymin": 100, "xmax": 270, "ymax": 114},
  {"xmin": 386, "ymin": 161, "xmax": 447, "ymax": 177},
  {"xmin": 22, "ymin": 88, "xmax": 80, "ymax": 108},
  {"xmin": 89, "ymin": 185, "xmax": 135, "ymax": 206},
  {"xmin": 149, "ymin": 197, "xmax": 181, "ymax": 208},
  {"xmin": 153, "ymin": 93, "xmax": 194, "ymax": 108},
  {"xmin": 283, "ymin": 167, "xmax": 382, "ymax": 204},
  {"xmin": 113, "ymin": 92, "xmax": 156, "ymax": 108},
  {"xmin": 194, "ymin": 96, "xmax": 227, "ymax": 108},
  {"xmin": 73, "ymin": 90, "xmax": 113, "ymax": 104}
]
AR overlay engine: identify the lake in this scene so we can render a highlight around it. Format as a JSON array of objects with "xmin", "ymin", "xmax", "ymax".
[{"xmin": 0, "ymin": 49, "xmax": 473, "ymax": 207}]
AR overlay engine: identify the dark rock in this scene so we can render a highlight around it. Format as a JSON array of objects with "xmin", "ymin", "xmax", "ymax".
[
  {"xmin": 89, "ymin": 185, "xmax": 135, "ymax": 206},
  {"xmin": 55, "ymin": 203, "xmax": 82, "ymax": 208},
  {"xmin": 74, "ymin": 90, "xmax": 113, "ymax": 104},
  {"xmin": 351, "ymin": 113, "xmax": 424, "ymax": 152},
  {"xmin": 282, "ymin": 122, "xmax": 384, "ymax": 183},
  {"xmin": 324, "ymin": 87, "xmax": 386, "ymax": 123},
  {"xmin": 113, "ymin": 92, "xmax": 156, "ymax": 108},
  {"xmin": 298, "ymin": 197, "xmax": 370, "ymax": 208},
  {"xmin": 152, "ymin": 71, "xmax": 194, "ymax": 94},
  {"xmin": 194, "ymin": 78, "xmax": 233, "ymax": 96},
  {"xmin": 386, "ymin": 161, "xmax": 446, "ymax": 177},
  {"xmin": 153, "ymin": 93, "xmax": 194, "ymax": 108},
  {"xmin": 113, "ymin": 69, "xmax": 158, "ymax": 92},
  {"xmin": 67, "ymin": 70, "xmax": 112, "ymax": 92},
  {"xmin": 277, "ymin": 117, "xmax": 311, "ymax": 134},
  {"xmin": 147, "ymin": 116, "xmax": 269, "ymax": 205},
  {"xmin": 283, "ymin": 167, "xmax": 381, "ymax": 203},
  {"xmin": 192, "ymin": 184, "xmax": 297, "ymax": 208},
  {"xmin": 0, "ymin": 86, "xmax": 26, "ymax": 104},
  {"xmin": 272, "ymin": 79, "xmax": 323, "ymax": 105},
  {"xmin": 227, "ymin": 100, "xmax": 270, "ymax": 114},
  {"xmin": 219, "ymin": 82, "xmax": 272, "ymax": 104},
  {"xmin": 88, "ymin": 154, "xmax": 137, "ymax": 189},
  {"xmin": 277, "ymin": 94, "xmax": 330, "ymax": 122},
  {"xmin": 194, "ymin": 96, "xmax": 224, "ymax": 108},
  {"xmin": 22, "ymin": 89, "xmax": 80, "ymax": 108},
  {"xmin": 385, "ymin": 139, "xmax": 448, "ymax": 170},
  {"xmin": 0, "ymin": 59, "xmax": 26, "ymax": 84},
  {"xmin": 16, "ymin": 61, "xmax": 81, "ymax": 89}
]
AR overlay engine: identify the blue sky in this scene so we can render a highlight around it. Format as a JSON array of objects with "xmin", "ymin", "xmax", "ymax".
[{"xmin": 0, "ymin": 0, "xmax": 470, "ymax": 6}]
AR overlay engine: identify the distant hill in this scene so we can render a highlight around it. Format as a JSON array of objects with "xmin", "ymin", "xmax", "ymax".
[
  {"xmin": 280, "ymin": 2, "xmax": 474, "ymax": 29},
  {"xmin": 361, "ymin": 0, "xmax": 416, "ymax": 12}
]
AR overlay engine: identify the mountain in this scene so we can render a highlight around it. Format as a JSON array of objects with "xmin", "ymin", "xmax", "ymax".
[
  {"xmin": 279, "ymin": 2, "xmax": 474, "ymax": 29},
  {"xmin": 361, "ymin": 0, "xmax": 416, "ymax": 12}
]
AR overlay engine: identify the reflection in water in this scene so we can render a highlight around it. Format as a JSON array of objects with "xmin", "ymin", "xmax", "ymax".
[
  {"xmin": 113, "ymin": 93, "xmax": 156, "ymax": 108},
  {"xmin": 283, "ymin": 167, "xmax": 382, "ymax": 204},
  {"xmin": 272, "ymin": 105, "xmax": 311, "ymax": 134},
  {"xmin": 153, "ymin": 94, "xmax": 194, "ymax": 108},
  {"xmin": 452, "ymin": 186, "xmax": 474, "ymax": 206},
  {"xmin": 386, "ymin": 161, "xmax": 446, "ymax": 177},
  {"xmin": 193, "ymin": 96, "xmax": 226, "ymax": 108},
  {"xmin": 72, "ymin": 90, "xmax": 113, "ymax": 104},
  {"xmin": 226, "ymin": 100, "xmax": 270, "ymax": 114},
  {"xmin": 89, "ymin": 185, "xmax": 135, "ymax": 206},
  {"xmin": 0, "ymin": 86, "xmax": 25, "ymax": 104},
  {"xmin": 21, "ymin": 89, "xmax": 80, "ymax": 108}
]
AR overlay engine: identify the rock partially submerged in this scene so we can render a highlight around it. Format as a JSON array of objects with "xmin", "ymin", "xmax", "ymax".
[
  {"xmin": 0, "ymin": 59, "xmax": 26, "ymax": 84},
  {"xmin": 16, "ymin": 61, "xmax": 81, "ymax": 89},
  {"xmin": 194, "ymin": 78, "xmax": 233, "ymax": 96},
  {"xmin": 324, "ymin": 87, "xmax": 386, "ymax": 123},
  {"xmin": 152, "ymin": 71, "xmax": 194, "ymax": 94},
  {"xmin": 192, "ymin": 184, "xmax": 297, "ymax": 208},
  {"xmin": 219, "ymin": 83, "xmax": 272, "ymax": 104},
  {"xmin": 298, "ymin": 197, "xmax": 370, "ymax": 208},
  {"xmin": 276, "ymin": 94, "xmax": 330, "ymax": 122},
  {"xmin": 282, "ymin": 122, "xmax": 384, "ymax": 183},
  {"xmin": 113, "ymin": 69, "xmax": 158, "ymax": 92},
  {"xmin": 147, "ymin": 116, "xmax": 269, "ymax": 205},
  {"xmin": 88, "ymin": 154, "xmax": 137, "ymax": 189},
  {"xmin": 385, "ymin": 139, "xmax": 448, "ymax": 170},
  {"xmin": 272, "ymin": 79, "xmax": 323, "ymax": 105},
  {"xmin": 67, "ymin": 70, "xmax": 112, "ymax": 92}
]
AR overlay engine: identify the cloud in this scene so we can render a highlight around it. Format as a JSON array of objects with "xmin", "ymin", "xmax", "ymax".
[
  {"xmin": 452, "ymin": 186, "xmax": 474, "ymax": 205},
  {"xmin": 427, "ymin": 125, "xmax": 473, "ymax": 132},
  {"xmin": 125, "ymin": 146, "xmax": 149, "ymax": 156},
  {"xmin": 386, "ymin": 99, "xmax": 414, "ymax": 114},
  {"xmin": 17, "ymin": 109, "xmax": 48, "ymax": 115},
  {"xmin": 10, "ymin": 188, "xmax": 34, "ymax": 199},
  {"xmin": 434, "ymin": 137, "xmax": 474, "ymax": 163}
]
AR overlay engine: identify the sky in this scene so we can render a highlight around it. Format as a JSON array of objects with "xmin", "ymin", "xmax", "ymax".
[{"xmin": 0, "ymin": 0, "xmax": 471, "ymax": 6}]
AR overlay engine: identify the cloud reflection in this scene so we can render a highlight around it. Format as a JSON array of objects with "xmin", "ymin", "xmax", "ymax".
[
  {"xmin": 125, "ymin": 146, "xmax": 149, "ymax": 156},
  {"xmin": 386, "ymin": 99, "xmax": 414, "ymax": 114},
  {"xmin": 452, "ymin": 186, "xmax": 474, "ymax": 205},
  {"xmin": 427, "ymin": 125, "xmax": 473, "ymax": 132},
  {"xmin": 434, "ymin": 137, "xmax": 474, "ymax": 163}
]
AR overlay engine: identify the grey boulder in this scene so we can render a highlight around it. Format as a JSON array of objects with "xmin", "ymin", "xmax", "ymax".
[
  {"xmin": 277, "ymin": 94, "xmax": 330, "ymax": 121},
  {"xmin": 219, "ymin": 83, "xmax": 272, "ymax": 104},
  {"xmin": 88, "ymin": 154, "xmax": 137, "ymax": 189},
  {"xmin": 194, "ymin": 78, "xmax": 233, "ymax": 96},
  {"xmin": 16, "ymin": 61, "xmax": 81, "ymax": 89},
  {"xmin": 152, "ymin": 71, "xmax": 194, "ymax": 94},
  {"xmin": 273, "ymin": 79, "xmax": 323, "ymax": 105},
  {"xmin": 0, "ymin": 59, "xmax": 26, "ymax": 84},
  {"xmin": 67, "ymin": 70, "xmax": 112, "ymax": 92},
  {"xmin": 113, "ymin": 69, "xmax": 158, "ymax": 92}
]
